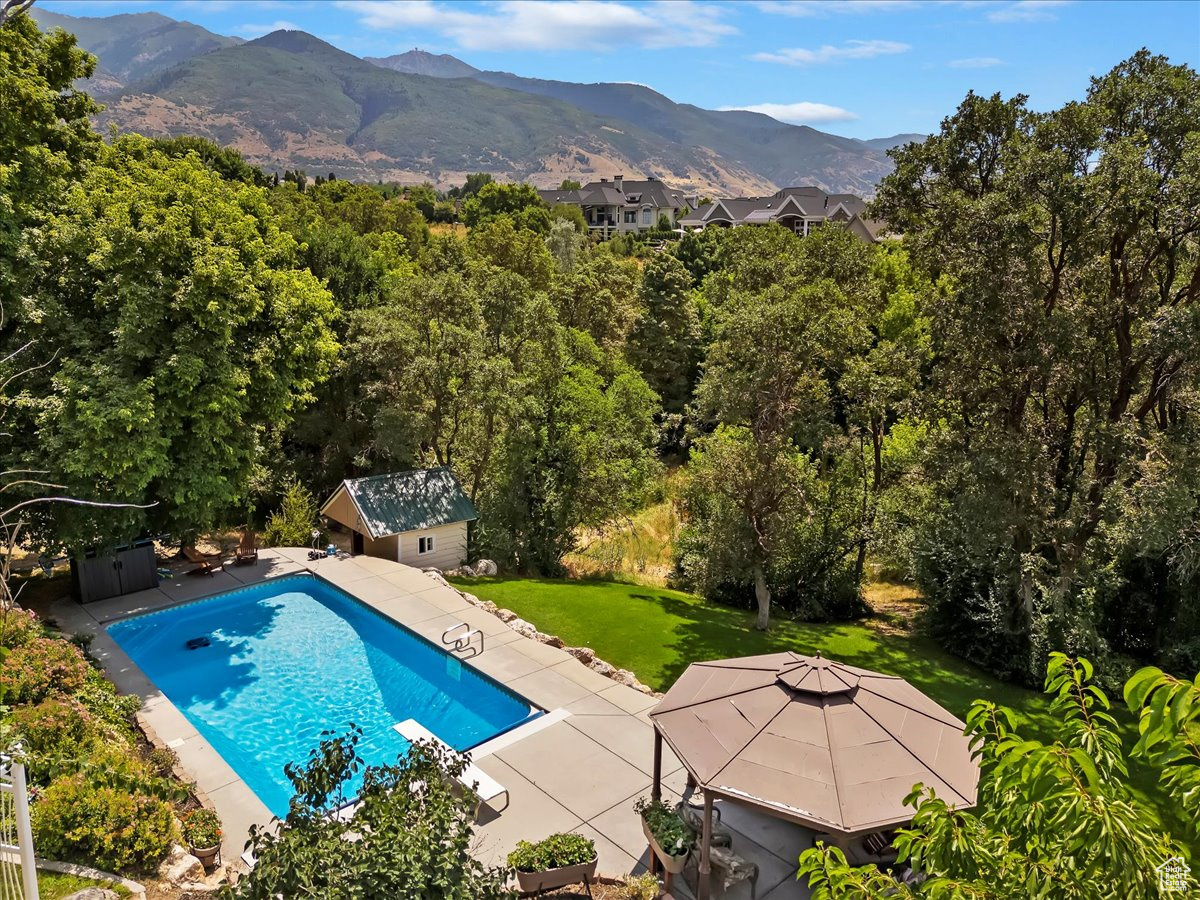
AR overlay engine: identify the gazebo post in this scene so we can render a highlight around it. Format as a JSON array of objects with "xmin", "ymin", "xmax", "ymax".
[
  {"xmin": 651, "ymin": 728, "xmax": 663, "ymax": 804},
  {"xmin": 697, "ymin": 791, "xmax": 713, "ymax": 900}
]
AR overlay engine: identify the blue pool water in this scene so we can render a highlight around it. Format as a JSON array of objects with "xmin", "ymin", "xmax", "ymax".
[{"xmin": 107, "ymin": 574, "xmax": 539, "ymax": 816}]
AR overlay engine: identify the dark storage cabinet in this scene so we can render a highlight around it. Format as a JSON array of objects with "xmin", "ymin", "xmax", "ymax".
[{"xmin": 74, "ymin": 543, "xmax": 158, "ymax": 603}]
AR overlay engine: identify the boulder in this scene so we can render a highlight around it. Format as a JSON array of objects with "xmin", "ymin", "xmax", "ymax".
[
  {"xmin": 567, "ymin": 646, "xmax": 596, "ymax": 664},
  {"xmin": 461, "ymin": 592, "xmax": 483, "ymax": 606},
  {"xmin": 63, "ymin": 890, "xmax": 119, "ymax": 900},
  {"xmin": 160, "ymin": 844, "xmax": 206, "ymax": 885},
  {"xmin": 542, "ymin": 634, "xmax": 565, "ymax": 648},
  {"xmin": 495, "ymin": 608, "xmax": 519, "ymax": 622},
  {"xmin": 613, "ymin": 668, "xmax": 641, "ymax": 687},
  {"xmin": 589, "ymin": 658, "xmax": 616, "ymax": 677},
  {"xmin": 473, "ymin": 558, "xmax": 499, "ymax": 576},
  {"xmin": 509, "ymin": 618, "xmax": 539, "ymax": 638},
  {"xmin": 480, "ymin": 600, "xmax": 499, "ymax": 614}
]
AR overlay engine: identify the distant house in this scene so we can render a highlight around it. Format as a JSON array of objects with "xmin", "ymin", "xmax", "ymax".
[
  {"xmin": 538, "ymin": 175, "xmax": 694, "ymax": 239},
  {"xmin": 320, "ymin": 468, "xmax": 477, "ymax": 569},
  {"xmin": 678, "ymin": 186, "xmax": 887, "ymax": 242}
]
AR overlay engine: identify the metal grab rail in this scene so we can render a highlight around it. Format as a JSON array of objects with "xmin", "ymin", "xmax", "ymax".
[{"xmin": 441, "ymin": 622, "xmax": 484, "ymax": 658}]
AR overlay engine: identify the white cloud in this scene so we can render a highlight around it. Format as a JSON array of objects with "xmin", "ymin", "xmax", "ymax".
[
  {"xmin": 334, "ymin": 0, "xmax": 736, "ymax": 51},
  {"xmin": 720, "ymin": 101, "xmax": 859, "ymax": 125},
  {"xmin": 752, "ymin": 0, "xmax": 920, "ymax": 16},
  {"xmin": 947, "ymin": 56, "xmax": 1003, "ymax": 68},
  {"xmin": 987, "ymin": 1, "xmax": 1071, "ymax": 23},
  {"xmin": 234, "ymin": 20, "xmax": 301, "ymax": 38},
  {"xmin": 753, "ymin": 39, "xmax": 910, "ymax": 66}
]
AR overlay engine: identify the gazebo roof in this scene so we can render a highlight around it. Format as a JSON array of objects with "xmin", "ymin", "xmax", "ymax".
[{"xmin": 649, "ymin": 652, "xmax": 979, "ymax": 836}]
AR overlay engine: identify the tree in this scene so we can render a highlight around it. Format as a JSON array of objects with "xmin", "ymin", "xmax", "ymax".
[
  {"xmin": 261, "ymin": 480, "xmax": 319, "ymax": 548},
  {"xmin": 0, "ymin": 9, "xmax": 99, "ymax": 317},
  {"xmin": 798, "ymin": 655, "xmax": 1195, "ymax": 898},
  {"xmin": 551, "ymin": 254, "xmax": 641, "ymax": 352},
  {"xmin": 221, "ymin": 729, "xmax": 512, "ymax": 899},
  {"xmin": 558, "ymin": 179, "xmax": 582, "ymax": 190},
  {"xmin": 23, "ymin": 135, "xmax": 339, "ymax": 550},
  {"xmin": 627, "ymin": 254, "xmax": 700, "ymax": 441},
  {"xmin": 545, "ymin": 217, "xmax": 586, "ymax": 274},
  {"xmin": 150, "ymin": 136, "xmax": 270, "ymax": 186},
  {"xmin": 461, "ymin": 182, "xmax": 549, "ymax": 233},
  {"xmin": 684, "ymin": 230, "xmax": 873, "ymax": 629},
  {"xmin": 447, "ymin": 172, "xmax": 494, "ymax": 200},
  {"xmin": 549, "ymin": 202, "xmax": 588, "ymax": 234},
  {"xmin": 873, "ymin": 53, "xmax": 1200, "ymax": 682}
]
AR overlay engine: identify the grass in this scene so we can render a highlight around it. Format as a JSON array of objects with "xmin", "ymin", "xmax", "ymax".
[
  {"xmin": 562, "ymin": 499, "xmax": 679, "ymax": 585},
  {"xmin": 450, "ymin": 575, "xmax": 1194, "ymax": 852},
  {"xmin": 37, "ymin": 871, "xmax": 130, "ymax": 899}
]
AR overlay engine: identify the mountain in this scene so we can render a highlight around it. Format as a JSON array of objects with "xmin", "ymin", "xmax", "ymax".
[
  {"xmin": 467, "ymin": 71, "xmax": 893, "ymax": 195},
  {"xmin": 366, "ymin": 49, "xmax": 479, "ymax": 79},
  {"xmin": 43, "ymin": 9, "xmax": 901, "ymax": 195},
  {"xmin": 30, "ymin": 9, "xmax": 240, "ymax": 94},
  {"xmin": 862, "ymin": 133, "xmax": 928, "ymax": 152}
]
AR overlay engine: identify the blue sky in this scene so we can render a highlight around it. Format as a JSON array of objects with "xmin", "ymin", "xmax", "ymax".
[{"xmin": 40, "ymin": 0, "xmax": 1200, "ymax": 139}]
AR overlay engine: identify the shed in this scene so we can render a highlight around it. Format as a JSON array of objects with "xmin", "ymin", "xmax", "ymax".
[{"xmin": 320, "ymin": 468, "xmax": 477, "ymax": 569}]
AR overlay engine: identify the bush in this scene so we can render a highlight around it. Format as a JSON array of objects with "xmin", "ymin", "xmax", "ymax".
[
  {"xmin": 32, "ymin": 774, "xmax": 177, "ymax": 873},
  {"xmin": 2, "ymin": 637, "xmax": 90, "ymax": 703},
  {"xmin": 262, "ymin": 479, "xmax": 320, "ymax": 548},
  {"xmin": 0, "ymin": 605, "xmax": 42, "ymax": 649},
  {"xmin": 507, "ymin": 832, "xmax": 595, "ymax": 871},
  {"xmin": 10, "ymin": 697, "xmax": 97, "ymax": 761},
  {"xmin": 74, "ymin": 668, "xmax": 141, "ymax": 738},
  {"xmin": 182, "ymin": 807, "xmax": 222, "ymax": 848}
]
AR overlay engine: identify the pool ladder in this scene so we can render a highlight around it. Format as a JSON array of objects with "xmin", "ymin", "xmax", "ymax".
[{"xmin": 441, "ymin": 622, "xmax": 484, "ymax": 658}]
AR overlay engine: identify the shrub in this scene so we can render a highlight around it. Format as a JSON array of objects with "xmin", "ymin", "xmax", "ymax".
[
  {"xmin": 10, "ymin": 697, "xmax": 97, "ymax": 761},
  {"xmin": 621, "ymin": 872, "xmax": 662, "ymax": 900},
  {"xmin": 32, "ymin": 774, "xmax": 177, "ymax": 873},
  {"xmin": 633, "ymin": 797, "xmax": 692, "ymax": 857},
  {"xmin": 262, "ymin": 480, "xmax": 320, "ymax": 548},
  {"xmin": 182, "ymin": 808, "xmax": 222, "ymax": 848},
  {"xmin": 2, "ymin": 637, "xmax": 90, "ymax": 703},
  {"xmin": 507, "ymin": 832, "xmax": 595, "ymax": 871},
  {"xmin": 0, "ymin": 605, "xmax": 42, "ymax": 649},
  {"xmin": 75, "ymin": 668, "xmax": 141, "ymax": 738}
]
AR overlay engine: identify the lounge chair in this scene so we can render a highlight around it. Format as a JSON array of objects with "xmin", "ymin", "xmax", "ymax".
[
  {"xmin": 182, "ymin": 544, "xmax": 223, "ymax": 577},
  {"xmin": 392, "ymin": 719, "xmax": 509, "ymax": 818},
  {"xmin": 235, "ymin": 529, "xmax": 258, "ymax": 566}
]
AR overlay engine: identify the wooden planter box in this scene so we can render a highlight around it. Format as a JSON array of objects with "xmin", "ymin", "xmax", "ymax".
[
  {"xmin": 642, "ymin": 816, "xmax": 690, "ymax": 874},
  {"xmin": 515, "ymin": 854, "xmax": 598, "ymax": 894}
]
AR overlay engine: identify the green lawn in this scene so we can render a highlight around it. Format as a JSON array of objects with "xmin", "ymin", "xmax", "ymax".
[
  {"xmin": 450, "ymin": 575, "xmax": 1193, "ymax": 852},
  {"xmin": 37, "ymin": 871, "xmax": 130, "ymax": 899}
]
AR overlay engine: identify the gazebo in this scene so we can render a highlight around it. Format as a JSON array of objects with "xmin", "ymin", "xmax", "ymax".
[{"xmin": 647, "ymin": 652, "xmax": 980, "ymax": 898}]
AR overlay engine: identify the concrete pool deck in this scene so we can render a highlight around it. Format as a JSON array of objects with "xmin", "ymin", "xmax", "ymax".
[{"xmin": 50, "ymin": 549, "xmax": 814, "ymax": 899}]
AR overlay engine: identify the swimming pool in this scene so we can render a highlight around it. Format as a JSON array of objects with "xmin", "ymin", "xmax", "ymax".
[{"xmin": 107, "ymin": 574, "xmax": 539, "ymax": 816}]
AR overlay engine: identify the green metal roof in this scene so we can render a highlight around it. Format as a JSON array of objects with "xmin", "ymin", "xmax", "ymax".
[{"xmin": 325, "ymin": 468, "xmax": 477, "ymax": 539}]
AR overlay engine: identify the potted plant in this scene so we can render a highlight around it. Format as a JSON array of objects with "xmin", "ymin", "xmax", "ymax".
[
  {"xmin": 635, "ymin": 797, "xmax": 692, "ymax": 874},
  {"xmin": 182, "ymin": 807, "xmax": 222, "ymax": 869},
  {"xmin": 507, "ymin": 832, "xmax": 598, "ymax": 894}
]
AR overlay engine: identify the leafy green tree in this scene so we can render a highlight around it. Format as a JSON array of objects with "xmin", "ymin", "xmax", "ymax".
[
  {"xmin": 149, "ymin": 136, "xmax": 270, "ymax": 186},
  {"xmin": 221, "ymin": 729, "xmax": 512, "ymax": 899},
  {"xmin": 447, "ymin": 172, "xmax": 494, "ymax": 200},
  {"xmin": 468, "ymin": 216, "xmax": 554, "ymax": 292},
  {"xmin": 262, "ymin": 480, "xmax": 320, "ymax": 548},
  {"xmin": 684, "ymin": 233, "xmax": 872, "ymax": 628},
  {"xmin": 24, "ymin": 135, "xmax": 338, "ymax": 550},
  {"xmin": 406, "ymin": 182, "xmax": 439, "ymax": 219},
  {"xmin": 558, "ymin": 179, "xmax": 582, "ymax": 190},
  {"xmin": 0, "ymin": 9, "xmax": 99, "ymax": 316},
  {"xmin": 551, "ymin": 254, "xmax": 641, "ymax": 352},
  {"xmin": 549, "ymin": 202, "xmax": 588, "ymax": 233},
  {"xmin": 461, "ymin": 182, "xmax": 550, "ymax": 233},
  {"xmin": 306, "ymin": 179, "xmax": 429, "ymax": 249},
  {"xmin": 798, "ymin": 655, "xmax": 1194, "ymax": 898},
  {"xmin": 628, "ymin": 254, "xmax": 699, "ymax": 418},
  {"xmin": 670, "ymin": 226, "xmax": 727, "ymax": 285},
  {"xmin": 874, "ymin": 52, "xmax": 1200, "ymax": 682}
]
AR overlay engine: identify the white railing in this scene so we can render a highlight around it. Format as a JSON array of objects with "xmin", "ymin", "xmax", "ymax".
[{"xmin": 1, "ymin": 752, "xmax": 39, "ymax": 900}]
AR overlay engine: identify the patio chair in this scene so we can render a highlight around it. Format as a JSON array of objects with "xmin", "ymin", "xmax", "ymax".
[
  {"xmin": 235, "ymin": 529, "xmax": 258, "ymax": 566},
  {"xmin": 182, "ymin": 544, "xmax": 223, "ymax": 577},
  {"xmin": 678, "ymin": 783, "xmax": 734, "ymax": 848}
]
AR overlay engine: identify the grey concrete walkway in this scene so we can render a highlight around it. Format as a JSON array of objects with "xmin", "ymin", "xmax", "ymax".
[{"xmin": 51, "ymin": 550, "xmax": 813, "ymax": 899}]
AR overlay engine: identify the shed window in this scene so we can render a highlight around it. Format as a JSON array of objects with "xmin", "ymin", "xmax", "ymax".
[{"xmin": 418, "ymin": 535, "xmax": 435, "ymax": 554}]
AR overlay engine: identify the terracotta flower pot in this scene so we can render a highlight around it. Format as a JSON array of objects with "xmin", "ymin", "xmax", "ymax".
[
  {"xmin": 642, "ymin": 816, "xmax": 689, "ymax": 874},
  {"xmin": 514, "ymin": 853, "xmax": 598, "ymax": 893},
  {"xmin": 190, "ymin": 843, "xmax": 221, "ymax": 870}
]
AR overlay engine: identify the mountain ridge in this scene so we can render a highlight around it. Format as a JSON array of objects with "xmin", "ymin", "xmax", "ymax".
[{"xmin": 40, "ymin": 9, "xmax": 921, "ymax": 195}]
